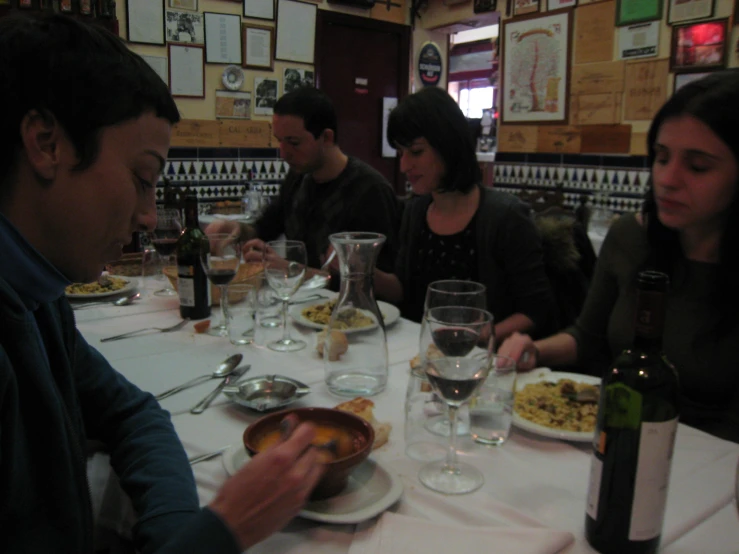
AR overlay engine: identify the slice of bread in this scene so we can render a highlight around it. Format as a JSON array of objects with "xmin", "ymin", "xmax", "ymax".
[{"xmin": 335, "ymin": 397, "xmax": 391, "ymax": 449}]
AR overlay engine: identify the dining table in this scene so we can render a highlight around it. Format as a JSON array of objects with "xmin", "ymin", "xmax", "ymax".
[{"xmin": 75, "ymin": 276, "xmax": 739, "ymax": 554}]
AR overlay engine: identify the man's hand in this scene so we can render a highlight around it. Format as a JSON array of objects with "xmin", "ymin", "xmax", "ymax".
[
  {"xmin": 204, "ymin": 220, "xmax": 241, "ymax": 238},
  {"xmin": 208, "ymin": 422, "xmax": 326, "ymax": 550}
]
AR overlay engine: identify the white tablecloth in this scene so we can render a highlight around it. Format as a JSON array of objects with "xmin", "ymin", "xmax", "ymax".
[{"xmin": 76, "ymin": 278, "xmax": 739, "ymax": 553}]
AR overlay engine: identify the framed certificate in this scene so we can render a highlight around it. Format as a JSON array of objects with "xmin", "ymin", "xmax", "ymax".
[
  {"xmin": 168, "ymin": 43, "xmax": 205, "ymax": 98},
  {"xmin": 243, "ymin": 24, "xmax": 274, "ymax": 70},
  {"xmin": 275, "ymin": 0, "xmax": 317, "ymax": 64},
  {"xmin": 127, "ymin": 0, "xmax": 166, "ymax": 46},
  {"xmin": 204, "ymin": 12, "xmax": 243, "ymax": 65},
  {"xmin": 668, "ymin": 0, "xmax": 714, "ymax": 25},
  {"xmin": 244, "ymin": 0, "xmax": 275, "ymax": 20}
]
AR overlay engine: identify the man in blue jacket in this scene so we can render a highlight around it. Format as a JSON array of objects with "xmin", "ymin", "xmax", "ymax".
[{"xmin": 0, "ymin": 13, "xmax": 325, "ymax": 553}]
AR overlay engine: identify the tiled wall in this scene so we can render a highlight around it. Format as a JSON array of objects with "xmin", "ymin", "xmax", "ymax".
[
  {"xmin": 493, "ymin": 152, "xmax": 651, "ymax": 214},
  {"xmin": 159, "ymin": 147, "xmax": 289, "ymax": 212}
]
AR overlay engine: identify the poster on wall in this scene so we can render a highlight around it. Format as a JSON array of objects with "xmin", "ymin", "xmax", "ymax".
[
  {"xmin": 382, "ymin": 97, "xmax": 398, "ymax": 158},
  {"xmin": 283, "ymin": 68, "xmax": 314, "ymax": 95},
  {"xmin": 418, "ymin": 42, "xmax": 443, "ymax": 87},
  {"xmin": 619, "ymin": 21, "xmax": 659, "ymax": 59},
  {"xmin": 501, "ymin": 10, "xmax": 572, "ymax": 124},
  {"xmin": 254, "ymin": 77, "xmax": 279, "ymax": 115},
  {"xmin": 165, "ymin": 9, "xmax": 204, "ymax": 44}
]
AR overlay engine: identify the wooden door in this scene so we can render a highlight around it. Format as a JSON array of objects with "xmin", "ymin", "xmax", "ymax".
[{"xmin": 315, "ymin": 11, "xmax": 410, "ymax": 195}]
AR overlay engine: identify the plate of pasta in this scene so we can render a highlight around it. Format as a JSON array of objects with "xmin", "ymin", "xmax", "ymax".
[
  {"xmin": 65, "ymin": 275, "xmax": 136, "ymax": 299},
  {"xmin": 290, "ymin": 298, "xmax": 400, "ymax": 334},
  {"xmin": 512, "ymin": 369, "xmax": 601, "ymax": 442}
]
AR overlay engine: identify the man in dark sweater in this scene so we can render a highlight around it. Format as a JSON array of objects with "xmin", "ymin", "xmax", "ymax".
[
  {"xmin": 206, "ymin": 88, "xmax": 400, "ymax": 276},
  {"xmin": 0, "ymin": 13, "xmax": 325, "ymax": 554}
]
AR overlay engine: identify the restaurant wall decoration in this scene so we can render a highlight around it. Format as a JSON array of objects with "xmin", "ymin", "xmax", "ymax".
[
  {"xmin": 500, "ymin": 9, "xmax": 572, "ymax": 124},
  {"xmin": 615, "ymin": 0, "xmax": 662, "ymax": 26},
  {"xmin": 513, "ymin": 0, "xmax": 539, "ymax": 16},
  {"xmin": 670, "ymin": 18, "xmax": 728, "ymax": 73},
  {"xmin": 667, "ymin": 0, "xmax": 715, "ymax": 25}
]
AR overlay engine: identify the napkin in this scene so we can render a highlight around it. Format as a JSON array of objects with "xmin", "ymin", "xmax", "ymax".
[{"xmin": 349, "ymin": 512, "xmax": 574, "ymax": 554}]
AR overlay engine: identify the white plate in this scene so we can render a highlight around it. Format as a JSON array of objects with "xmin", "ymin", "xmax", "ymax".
[
  {"xmin": 65, "ymin": 276, "xmax": 136, "ymax": 300},
  {"xmin": 222, "ymin": 445, "xmax": 403, "ymax": 524},
  {"xmin": 512, "ymin": 368, "xmax": 600, "ymax": 443},
  {"xmin": 289, "ymin": 299, "xmax": 401, "ymax": 334}
]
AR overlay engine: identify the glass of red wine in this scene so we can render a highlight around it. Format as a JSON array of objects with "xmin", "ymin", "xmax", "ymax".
[
  {"xmin": 420, "ymin": 280, "xmax": 487, "ymax": 437},
  {"xmin": 200, "ymin": 233, "xmax": 242, "ymax": 337},
  {"xmin": 418, "ymin": 306, "xmax": 494, "ymax": 495},
  {"xmin": 152, "ymin": 209, "xmax": 182, "ymax": 297}
]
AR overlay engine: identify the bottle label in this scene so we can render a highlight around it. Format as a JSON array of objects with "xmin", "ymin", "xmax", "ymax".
[
  {"xmin": 179, "ymin": 274, "xmax": 195, "ymax": 307},
  {"xmin": 585, "ymin": 454, "xmax": 604, "ymax": 521},
  {"xmin": 628, "ymin": 417, "xmax": 678, "ymax": 541}
]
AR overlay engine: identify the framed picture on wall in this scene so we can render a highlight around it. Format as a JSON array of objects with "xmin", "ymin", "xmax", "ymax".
[
  {"xmin": 500, "ymin": 10, "xmax": 572, "ymax": 124},
  {"xmin": 166, "ymin": 9, "xmax": 204, "ymax": 44},
  {"xmin": 674, "ymin": 71, "xmax": 712, "ymax": 91},
  {"xmin": 127, "ymin": 0, "xmax": 165, "ymax": 45},
  {"xmin": 169, "ymin": 0, "xmax": 197, "ymax": 10},
  {"xmin": 168, "ymin": 43, "xmax": 205, "ymax": 98},
  {"xmin": 254, "ymin": 77, "xmax": 279, "ymax": 115},
  {"xmin": 215, "ymin": 90, "xmax": 252, "ymax": 120},
  {"xmin": 668, "ymin": 0, "xmax": 715, "ymax": 25},
  {"xmin": 204, "ymin": 12, "xmax": 243, "ymax": 64},
  {"xmin": 670, "ymin": 19, "xmax": 728, "ymax": 73},
  {"xmin": 548, "ymin": 0, "xmax": 576, "ymax": 9},
  {"xmin": 243, "ymin": 24, "xmax": 274, "ymax": 70},
  {"xmin": 615, "ymin": 0, "xmax": 662, "ymax": 26},
  {"xmin": 244, "ymin": 0, "xmax": 275, "ymax": 20},
  {"xmin": 283, "ymin": 67, "xmax": 314, "ymax": 95},
  {"xmin": 275, "ymin": 0, "xmax": 317, "ymax": 64},
  {"xmin": 513, "ymin": 0, "xmax": 539, "ymax": 16}
]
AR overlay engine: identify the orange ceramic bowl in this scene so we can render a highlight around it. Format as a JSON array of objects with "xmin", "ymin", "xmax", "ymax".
[{"xmin": 243, "ymin": 407, "xmax": 374, "ymax": 500}]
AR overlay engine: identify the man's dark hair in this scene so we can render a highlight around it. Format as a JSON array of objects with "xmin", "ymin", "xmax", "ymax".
[
  {"xmin": 387, "ymin": 86, "xmax": 480, "ymax": 194},
  {"xmin": 273, "ymin": 87, "xmax": 338, "ymax": 141},
  {"xmin": 0, "ymin": 13, "xmax": 180, "ymax": 196}
]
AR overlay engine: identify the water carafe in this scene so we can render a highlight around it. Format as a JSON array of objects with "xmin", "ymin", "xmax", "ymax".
[{"xmin": 324, "ymin": 232, "xmax": 388, "ymax": 396}]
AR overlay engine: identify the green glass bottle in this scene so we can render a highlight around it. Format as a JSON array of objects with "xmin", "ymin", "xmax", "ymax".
[
  {"xmin": 585, "ymin": 270, "xmax": 680, "ymax": 554},
  {"xmin": 176, "ymin": 195, "xmax": 210, "ymax": 320}
]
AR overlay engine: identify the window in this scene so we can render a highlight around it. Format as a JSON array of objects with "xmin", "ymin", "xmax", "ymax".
[{"xmin": 449, "ymin": 79, "xmax": 495, "ymax": 119}]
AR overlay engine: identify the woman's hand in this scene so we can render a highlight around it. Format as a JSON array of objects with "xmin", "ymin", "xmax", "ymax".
[{"xmin": 498, "ymin": 332, "xmax": 539, "ymax": 372}]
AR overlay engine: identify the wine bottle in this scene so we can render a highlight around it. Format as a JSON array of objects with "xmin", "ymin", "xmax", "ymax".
[
  {"xmin": 176, "ymin": 195, "xmax": 211, "ymax": 320},
  {"xmin": 585, "ymin": 271, "xmax": 680, "ymax": 554}
]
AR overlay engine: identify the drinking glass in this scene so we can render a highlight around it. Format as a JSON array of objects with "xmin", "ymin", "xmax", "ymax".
[
  {"xmin": 151, "ymin": 208, "xmax": 182, "ymax": 297},
  {"xmin": 418, "ymin": 306, "xmax": 494, "ymax": 495},
  {"xmin": 469, "ymin": 354, "xmax": 517, "ymax": 446},
  {"xmin": 200, "ymin": 234, "xmax": 241, "ymax": 337},
  {"xmin": 421, "ymin": 280, "xmax": 487, "ymax": 437},
  {"xmin": 264, "ymin": 239, "xmax": 307, "ymax": 352}
]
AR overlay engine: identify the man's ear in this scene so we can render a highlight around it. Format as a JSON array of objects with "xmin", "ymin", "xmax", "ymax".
[
  {"xmin": 19, "ymin": 110, "xmax": 64, "ymax": 182},
  {"xmin": 321, "ymin": 128, "xmax": 335, "ymax": 146}
]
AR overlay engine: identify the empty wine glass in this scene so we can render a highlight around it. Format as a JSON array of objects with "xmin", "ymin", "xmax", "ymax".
[
  {"xmin": 421, "ymin": 280, "xmax": 487, "ymax": 437},
  {"xmin": 200, "ymin": 233, "xmax": 241, "ymax": 337},
  {"xmin": 418, "ymin": 306, "xmax": 494, "ymax": 495},
  {"xmin": 264, "ymin": 239, "xmax": 307, "ymax": 352},
  {"xmin": 151, "ymin": 208, "xmax": 182, "ymax": 297}
]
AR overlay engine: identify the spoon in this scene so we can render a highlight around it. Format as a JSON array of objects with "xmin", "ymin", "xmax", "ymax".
[{"xmin": 155, "ymin": 353, "xmax": 243, "ymax": 400}]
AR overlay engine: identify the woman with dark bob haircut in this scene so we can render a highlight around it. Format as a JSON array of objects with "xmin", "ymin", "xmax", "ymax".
[
  {"xmin": 373, "ymin": 87, "xmax": 557, "ymax": 341},
  {"xmin": 500, "ymin": 70, "xmax": 739, "ymax": 443}
]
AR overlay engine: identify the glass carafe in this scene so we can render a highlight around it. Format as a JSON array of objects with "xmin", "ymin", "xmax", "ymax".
[{"xmin": 324, "ymin": 232, "xmax": 388, "ymax": 396}]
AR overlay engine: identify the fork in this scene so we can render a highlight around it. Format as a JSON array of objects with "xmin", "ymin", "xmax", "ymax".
[{"xmin": 100, "ymin": 319, "xmax": 190, "ymax": 342}]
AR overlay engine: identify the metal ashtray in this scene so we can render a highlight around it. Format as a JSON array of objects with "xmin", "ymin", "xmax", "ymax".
[{"xmin": 223, "ymin": 375, "xmax": 310, "ymax": 412}]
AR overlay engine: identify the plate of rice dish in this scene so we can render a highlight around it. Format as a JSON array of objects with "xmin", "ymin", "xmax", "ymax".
[
  {"xmin": 65, "ymin": 274, "xmax": 135, "ymax": 299},
  {"xmin": 290, "ymin": 298, "xmax": 400, "ymax": 335},
  {"xmin": 512, "ymin": 369, "xmax": 600, "ymax": 442}
]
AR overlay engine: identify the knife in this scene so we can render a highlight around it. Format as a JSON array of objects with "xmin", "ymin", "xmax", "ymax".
[{"xmin": 190, "ymin": 365, "xmax": 251, "ymax": 414}]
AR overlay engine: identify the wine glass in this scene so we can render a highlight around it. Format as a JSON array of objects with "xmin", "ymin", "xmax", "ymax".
[
  {"xmin": 418, "ymin": 306, "xmax": 494, "ymax": 495},
  {"xmin": 421, "ymin": 280, "xmax": 487, "ymax": 437},
  {"xmin": 200, "ymin": 233, "xmax": 241, "ymax": 337},
  {"xmin": 151, "ymin": 208, "xmax": 182, "ymax": 297},
  {"xmin": 264, "ymin": 239, "xmax": 307, "ymax": 352}
]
